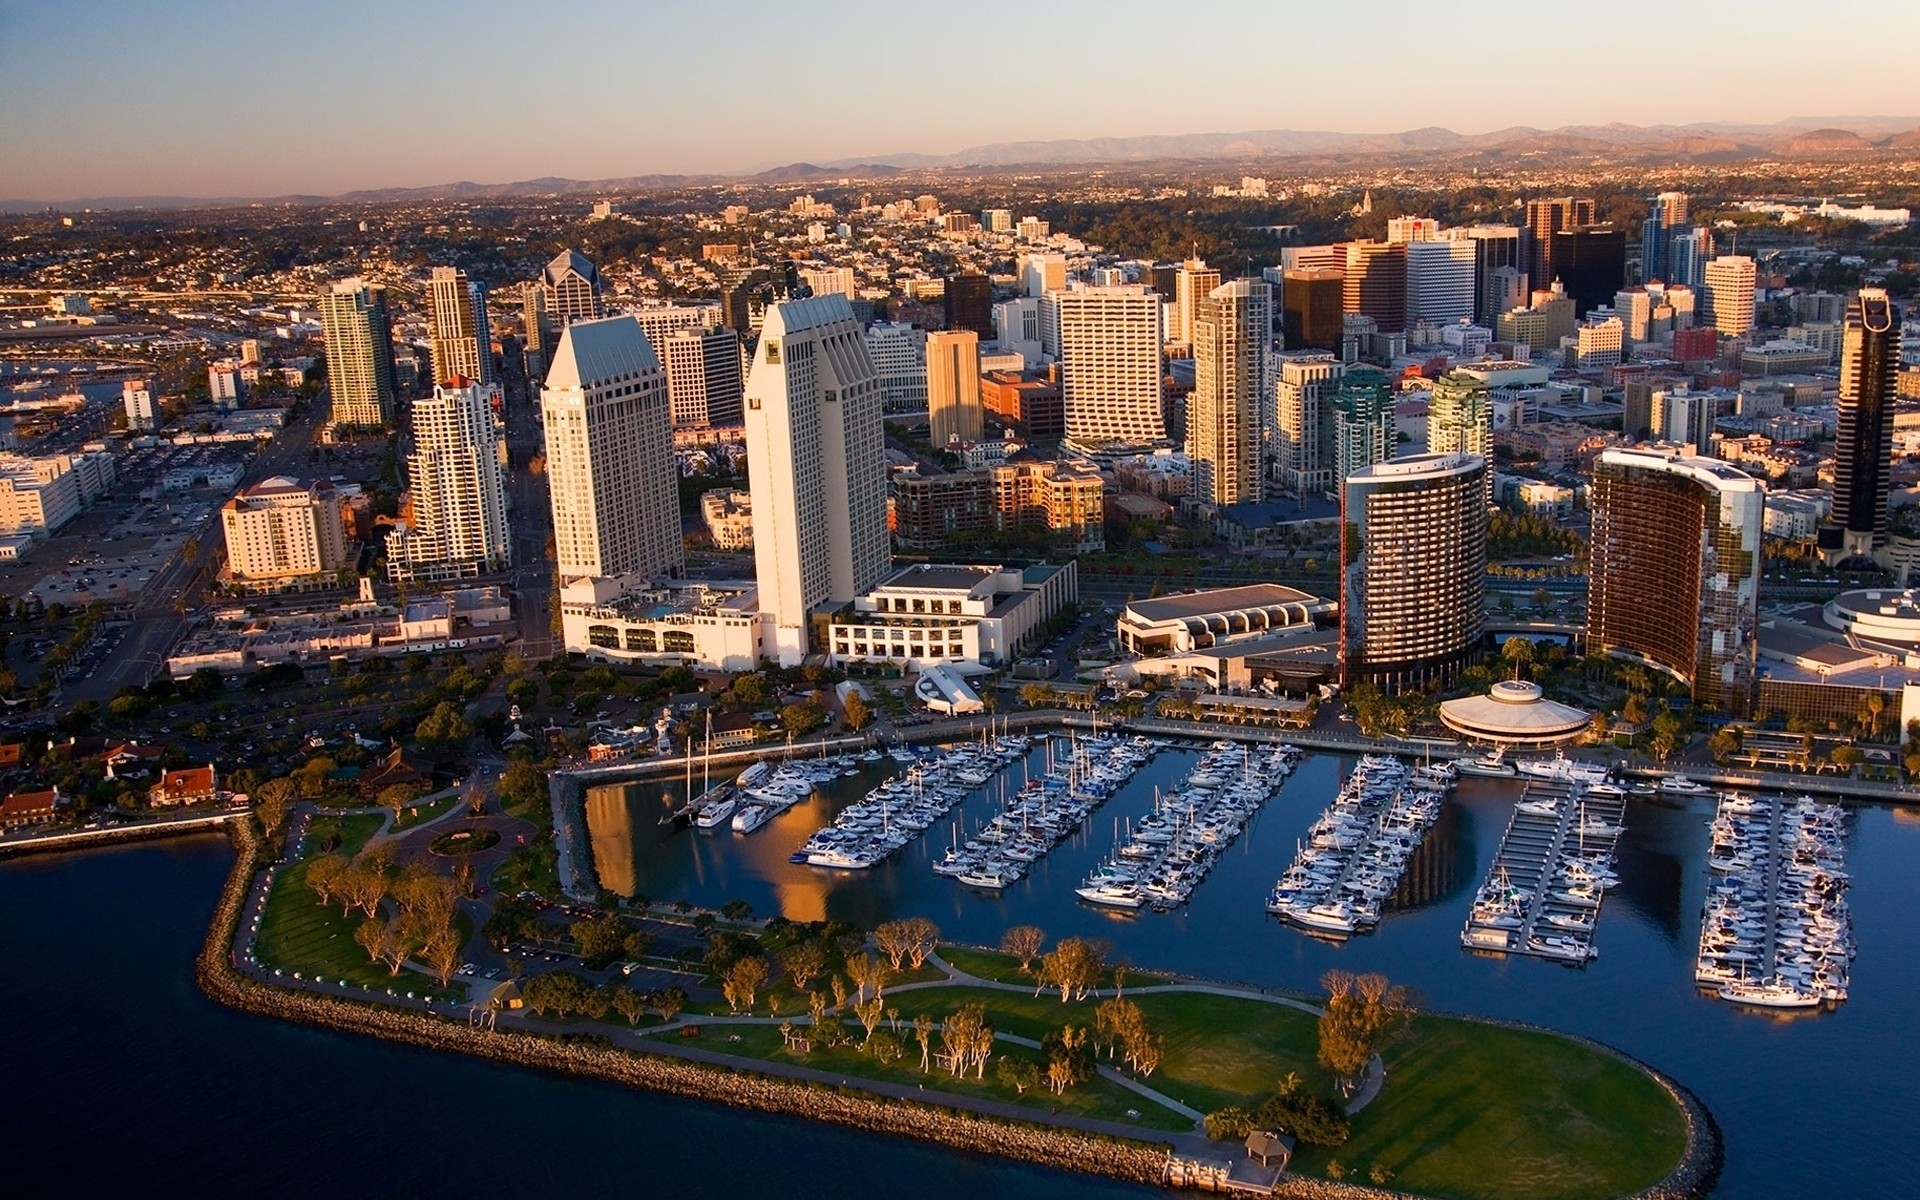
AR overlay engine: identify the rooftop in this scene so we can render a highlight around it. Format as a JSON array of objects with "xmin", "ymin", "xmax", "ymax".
[
  {"xmin": 1125, "ymin": 583, "xmax": 1325, "ymax": 624},
  {"xmin": 1439, "ymin": 682, "xmax": 1591, "ymax": 746}
]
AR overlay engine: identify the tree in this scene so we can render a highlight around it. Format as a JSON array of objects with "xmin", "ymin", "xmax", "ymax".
[
  {"xmin": 940, "ymin": 1002, "xmax": 994, "ymax": 1079},
  {"xmin": 1621, "ymin": 692, "xmax": 1649, "ymax": 726},
  {"xmin": 610, "ymin": 986, "xmax": 648, "ymax": 1026},
  {"xmin": 1500, "ymin": 636, "xmax": 1535, "ymax": 681},
  {"xmin": 995, "ymin": 1056, "xmax": 1042, "ymax": 1095},
  {"xmin": 378, "ymin": 783, "xmax": 419, "ymax": 822},
  {"xmin": 415, "ymin": 701, "xmax": 472, "ymax": 756},
  {"xmin": 853, "ymin": 994, "xmax": 886, "ymax": 1045},
  {"xmin": 1018, "ymin": 682, "xmax": 1056, "ymax": 708},
  {"xmin": 1036, "ymin": 936, "xmax": 1107, "ymax": 1002},
  {"xmin": 497, "ymin": 759, "xmax": 546, "ymax": 815},
  {"xmin": 779, "ymin": 940, "xmax": 830, "ymax": 991},
  {"xmin": 1316, "ymin": 970, "xmax": 1415, "ymax": 1093},
  {"xmin": 1649, "ymin": 711, "xmax": 1685, "ymax": 762},
  {"xmin": 842, "ymin": 692, "xmax": 871, "ymax": 731},
  {"xmin": 1585, "ymin": 712, "xmax": 1612, "ymax": 745},
  {"xmin": 722, "ymin": 956, "xmax": 769, "ymax": 1013},
  {"xmin": 339, "ymin": 859, "xmax": 389, "ymax": 919},
  {"xmin": 571, "ymin": 916, "xmax": 629, "ymax": 968},
  {"xmin": 1708, "ymin": 727, "xmax": 1742, "ymax": 762},
  {"xmin": 873, "ymin": 917, "xmax": 938, "ymax": 971},
  {"xmin": 913, "ymin": 1013, "xmax": 936, "ymax": 1073},
  {"xmin": 423, "ymin": 927, "xmax": 462, "ymax": 986},
  {"xmin": 652, "ymin": 986, "xmax": 687, "ymax": 1023},
  {"xmin": 255, "ymin": 777, "xmax": 297, "ymax": 837},
  {"xmin": 780, "ymin": 700, "xmax": 825, "ymax": 737},
  {"xmin": 1000, "ymin": 925, "xmax": 1046, "ymax": 972},
  {"xmin": 305, "ymin": 853, "xmax": 349, "ymax": 907},
  {"xmin": 844, "ymin": 950, "xmax": 889, "ymax": 1003}
]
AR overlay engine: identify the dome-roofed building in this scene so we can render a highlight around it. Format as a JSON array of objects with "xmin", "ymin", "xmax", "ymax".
[{"xmin": 1439, "ymin": 680, "xmax": 1591, "ymax": 747}]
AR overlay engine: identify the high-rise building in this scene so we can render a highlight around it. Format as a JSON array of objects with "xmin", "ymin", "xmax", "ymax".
[
  {"xmin": 927, "ymin": 330, "xmax": 984, "ymax": 447},
  {"xmin": 1342, "ymin": 241, "xmax": 1407, "ymax": 334},
  {"xmin": 388, "ymin": 379, "xmax": 511, "ymax": 583},
  {"xmin": 981, "ymin": 209, "xmax": 1013, "ymax": 233},
  {"xmin": 1427, "ymin": 369, "xmax": 1493, "ymax": 469},
  {"xmin": 1172, "ymin": 257, "xmax": 1222, "ymax": 345},
  {"xmin": 1274, "ymin": 353, "xmax": 1343, "ymax": 498},
  {"xmin": 317, "ymin": 279, "xmax": 398, "ymax": 434},
  {"xmin": 1281, "ymin": 267, "xmax": 1345, "ymax": 351},
  {"xmin": 744, "ymin": 295, "xmax": 889, "ymax": 665},
  {"xmin": 427, "ymin": 266, "xmax": 494, "ymax": 386},
  {"xmin": 1668, "ymin": 228, "xmax": 1711, "ymax": 293},
  {"xmin": 1447, "ymin": 225, "xmax": 1524, "ymax": 325},
  {"xmin": 1588, "ymin": 446, "xmax": 1762, "ymax": 715},
  {"xmin": 1825, "ymin": 288, "xmax": 1903, "ymax": 561},
  {"xmin": 993, "ymin": 296, "xmax": 1044, "ymax": 366},
  {"xmin": 800, "ymin": 265, "xmax": 856, "ymax": 300},
  {"xmin": 1613, "ymin": 287, "xmax": 1653, "ymax": 344},
  {"xmin": 1701, "ymin": 256, "xmax": 1757, "ymax": 338},
  {"xmin": 1188, "ymin": 279, "xmax": 1272, "ymax": 508},
  {"xmin": 1405, "ymin": 240, "xmax": 1478, "ymax": 327},
  {"xmin": 1550, "ymin": 226, "xmax": 1627, "ymax": 316},
  {"xmin": 1385, "ymin": 216, "xmax": 1441, "ymax": 243},
  {"xmin": 1638, "ymin": 192, "xmax": 1689, "ymax": 283},
  {"xmin": 720, "ymin": 265, "xmax": 776, "ymax": 334},
  {"xmin": 661, "ymin": 325, "xmax": 744, "ymax": 429},
  {"xmin": 863, "ymin": 322, "xmax": 927, "ymax": 411},
  {"xmin": 122, "ymin": 379, "xmax": 156, "ymax": 432},
  {"xmin": 220, "ymin": 477, "xmax": 349, "ymax": 586},
  {"xmin": 1523, "ymin": 197, "xmax": 1596, "ymax": 293},
  {"xmin": 1044, "ymin": 285, "xmax": 1166, "ymax": 447},
  {"xmin": 944, "ymin": 273, "xmax": 993, "ymax": 340},
  {"xmin": 1021, "ymin": 252, "xmax": 1067, "ymax": 298},
  {"xmin": 541, "ymin": 316, "xmax": 683, "ymax": 582},
  {"xmin": 633, "ymin": 302, "xmax": 725, "ymax": 351},
  {"xmin": 1341, "ymin": 453, "xmax": 1487, "ymax": 692},
  {"xmin": 540, "ymin": 249, "xmax": 603, "ymax": 330},
  {"xmin": 521, "ymin": 286, "xmax": 550, "ymax": 381},
  {"xmin": 1652, "ymin": 384, "xmax": 1718, "ymax": 455},
  {"xmin": 1483, "ymin": 266, "xmax": 1530, "ymax": 326},
  {"xmin": 1332, "ymin": 366, "xmax": 1396, "ymax": 484}
]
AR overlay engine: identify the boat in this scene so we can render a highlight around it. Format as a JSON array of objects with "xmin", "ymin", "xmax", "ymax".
[
  {"xmin": 1454, "ymin": 748, "xmax": 1518, "ymax": 778},
  {"xmin": 1658, "ymin": 774, "xmax": 1711, "ymax": 795},
  {"xmin": 730, "ymin": 802, "xmax": 773, "ymax": 833},
  {"xmin": 693, "ymin": 793, "xmax": 738, "ymax": 829},
  {"xmin": 1717, "ymin": 980, "xmax": 1822, "ymax": 1009},
  {"xmin": 1076, "ymin": 883, "xmax": 1145, "ymax": 909}
]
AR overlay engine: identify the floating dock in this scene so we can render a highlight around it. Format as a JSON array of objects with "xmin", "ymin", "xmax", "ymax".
[
  {"xmin": 1461, "ymin": 762, "xmax": 1627, "ymax": 964},
  {"xmin": 1696, "ymin": 793, "xmax": 1852, "ymax": 1008}
]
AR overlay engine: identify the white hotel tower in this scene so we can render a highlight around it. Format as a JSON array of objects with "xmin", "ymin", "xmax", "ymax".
[
  {"xmin": 540, "ymin": 316, "xmax": 683, "ymax": 582},
  {"xmin": 744, "ymin": 294, "xmax": 889, "ymax": 665}
]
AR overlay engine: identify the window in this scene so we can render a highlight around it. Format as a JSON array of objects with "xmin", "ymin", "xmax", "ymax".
[
  {"xmin": 587, "ymin": 625, "xmax": 620, "ymax": 649},
  {"xmin": 626, "ymin": 628, "xmax": 657, "ymax": 652},
  {"xmin": 662, "ymin": 630, "xmax": 696, "ymax": 654},
  {"xmin": 764, "ymin": 340, "xmax": 780, "ymax": 363}
]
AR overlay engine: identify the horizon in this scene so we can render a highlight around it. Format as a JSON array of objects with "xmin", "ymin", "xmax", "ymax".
[{"xmin": 4, "ymin": 0, "xmax": 1920, "ymax": 202}]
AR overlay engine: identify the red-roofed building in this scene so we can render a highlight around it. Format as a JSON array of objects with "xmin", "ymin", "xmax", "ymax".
[
  {"xmin": 104, "ymin": 742, "xmax": 166, "ymax": 780},
  {"xmin": 150, "ymin": 764, "xmax": 218, "ymax": 807},
  {"xmin": 1, "ymin": 787, "xmax": 60, "ymax": 829}
]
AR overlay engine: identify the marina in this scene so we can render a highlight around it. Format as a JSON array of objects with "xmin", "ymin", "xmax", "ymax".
[
  {"xmin": 1460, "ymin": 757, "xmax": 1628, "ymax": 964},
  {"xmin": 1695, "ymin": 792, "xmax": 1854, "ymax": 1008},
  {"xmin": 931, "ymin": 733, "xmax": 1163, "ymax": 889},
  {"xmin": 794, "ymin": 736, "xmax": 1035, "ymax": 870},
  {"xmin": 1074, "ymin": 741, "xmax": 1301, "ymax": 911},
  {"xmin": 1265, "ymin": 755, "xmax": 1454, "ymax": 938}
]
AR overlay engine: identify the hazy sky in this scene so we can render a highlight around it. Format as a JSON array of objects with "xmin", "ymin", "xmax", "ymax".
[{"xmin": 3, "ymin": 0, "xmax": 1918, "ymax": 200}]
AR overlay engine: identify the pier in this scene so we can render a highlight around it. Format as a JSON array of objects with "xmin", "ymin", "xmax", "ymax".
[
  {"xmin": 1267, "ymin": 756, "xmax": 1452, "ymax": 938},
  {"xmin": 1461, "ymin": 763, "xmax": 1626, "ymax": 964},
  {"xmin": 1696, "ymin": 793, "xmax": 1853, "ymax": 1007}
]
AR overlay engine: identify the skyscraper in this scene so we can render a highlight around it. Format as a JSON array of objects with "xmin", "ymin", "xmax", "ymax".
[
  {"xmin": 1274, "ymin": 353, "xmax": 1343, "ymax": 498},
  {"xmin": 427, "ymin": 266, "xmax": 494, "ymax": 386},
  {"xmin": 1405, "ymin": 240, "xmax": 1478, "ymax": 327},
  {"xmin": 744, "ymin": 295, "xmax": 889, "ymax": 665},
  {"xmin": 317, "ymin": 279, "xmax": 398, "ymax": 434},
  {"xmin": 863, "ymin": 322, "xmax": 927, "ymax": 411},
  {"xmin": 1172, "ymin": 257, "xmax": 1222, "ymax": 345},
  {"xmin": 387, "ymin": 379, "xmax": 511, "ymax": 583},
  {"xmin": 541, "ymin": 316, "xmax": 683, "ymax": 582},
  {"xmin": 1341, "ymin": 453, "xmax": 1487, "ymax": 692},
  {"xmin": 1588, "ymin": 446, "xmax": 1762, "ymax": 715},
  {"xmin": 1427, "ymin": 370, "xmax": 1493, "ymax": 496},
  {"xmin": 1332, "ymin": 366, "xmax": 1396, "ymax": 485},
  {"xmin": 1188, "ymin": 279, "xmax": 1272, "ymax": 508},
  {"xmin": 943, "ymin": 273, "xmax": 993, "ymax": 340},
  {"xmin": 1044, "ymin": 285, "xmax": 1166, "ymax": 447},
  {"xmin": 1281, "ymin": 267, "xmax": 1345, "ymax": 351},
  {"xmin": 1524, "ymin": 197, "xmax": 1596, "ymax": 293},
  {"xmin": 1342, "ymin": 241, "xmax": 1407, "ymax": 334},
  {"xmin": 540, "ymin": 249, "xmax": 603, "ymax": 330},
  {"xmin": 661, "ymin": 325, "xmax": 744, "ymax": 429},
  {"xmin": 1701, "ymin": 256, "xmax": 1757, "ymax": 338},
  {"xmin": 1549, "ymin": 226, "xmax": 1627, "ymax": 316},
  {"xmin": 521, "ymin": 285, "xmax": 550, "ymax": 381},
  {"xmin": 926, "ymin": 330, "xmax": 984, "ymax": 447},
  {"xmin": 1668, "ymin": 228, "xmax": 1711, "ymax": 293},
  {"xmin": 1447, "ymin": 225, "xmax": 1524, "ymax": 324},
  {"xmin": 1826, "ymin": 288, "xmax": 1903, "ymax": 561}
]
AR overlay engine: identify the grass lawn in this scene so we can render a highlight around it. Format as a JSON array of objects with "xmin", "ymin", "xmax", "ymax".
[
  {"xmin": 687, "ymin": 1022, "xmax": 1191, "ymax": 1133},
  {"xmin": 254, "ymin": 860, "xmax": 420, "ymax": 992},
  {"xmin": 938, "ymin": 944, "xmax": 1168, "ymax": 989},
  {"xmin": 303, "ymin": 811, "xmax": 384, "ymax": 858},
  {"xmin": 393, "ymin": 791, "xmax": 465, "ymax": 831},
  {"xmin": 1290, "ymin": 1020, "xmax": 1689, "ymax": 1200}
]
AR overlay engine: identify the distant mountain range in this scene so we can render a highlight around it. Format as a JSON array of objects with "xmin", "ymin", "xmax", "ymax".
[{"xmin": 9, "ymin": 116, "xmax": 1920, "ymax": 212}]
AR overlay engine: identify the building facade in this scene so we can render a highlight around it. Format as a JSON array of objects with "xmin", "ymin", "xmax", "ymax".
[
  {"xmin": 1701, "ymin": 256, "xmax": 1757, "ymax": 338},
  {"xmin": 387, "ymin": 379, "xmax": 511, "ymax": 584},
  {"xmin": 221, "ymin": 476, "xmax": 349, "ymax": 588},
  {"xmin": 1275, "ymin": 353, "xmax": 1343, "ymax": 497},
  {"xmin": 892, "ymin": 460, "xmax": 1105, "ymax": 554},
  {"xmin": 1044, "ymin": 285, "xmax": 1166, "ymax": 447},
  {"xmin": 1825, "ymin": 288, "xmax": 1902, "ymax": 561},
  {"xmin": 661, "ymin": 324, "xmax": 744, "ymax": 429},
  {"xmin": 825, "ymin": 562, "xmax": 1076, "ymax": 671},
  {"xmin": 318, "ymin": 279, "xmax": 398, "ymax": 433},
  {"xmin": 427, "ymin": 266, "xmax": 493, "ymax": 386},
  {"xmin": 1188, "ymin": 279, "xmax": 1272, "ymax": 508},
  {"xmin": 926, "ymin": 329, "xmax": 984, "ymax": 447}
]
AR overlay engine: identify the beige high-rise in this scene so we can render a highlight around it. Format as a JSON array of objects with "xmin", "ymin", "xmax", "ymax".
[
  {"xmin": 1188, "ymin": 279, "xmax": 1271, "ymax": 508},
  {"xmin": 926, "ymin": 330, "xmax": 984, "ymax": 447},
  {"xmin": 428, "ymin": 266, "xmax": 493, "ymax": 386},
  {"xmin": 221, "ymin": 477, "xmax": 349, "ymax": 583}
]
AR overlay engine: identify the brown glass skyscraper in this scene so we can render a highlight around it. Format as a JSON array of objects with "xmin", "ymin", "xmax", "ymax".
[
  {"xmin": 1549, "ymin": 225, "xmax": 1626, "ymax": 316},
  {"xmin": 1282, "ymin": 267, "xmax": 1345, "ymax": 350},
  {"xmin": 1524, "ymin": 197, "xmax": 1595, "ymax": 293},
  {"xmin": 1825, "ymin": 288, "xmax": 1903, "ymax": 561},
  {"xmin": 943, "ymin": 273, "xmax": 992, "ymax": 339},
  {"xmin": 1342, "ymin": 241, "xmax": 1407, "ymax": 333}
]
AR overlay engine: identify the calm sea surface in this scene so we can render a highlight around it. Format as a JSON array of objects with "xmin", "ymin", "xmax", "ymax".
[{"xmin": 8, "ymin": 742, "xmax": 1918, "ymax": 1197}]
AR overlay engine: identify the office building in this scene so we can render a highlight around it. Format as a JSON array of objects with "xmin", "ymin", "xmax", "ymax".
[
  {"xmin": 1044, "ymin": 285, "xmax": 1166, "ymax": 447},
  {"xmin": 521, "ymin": 286, "xmax": 550, "ymax": 380},
  {"xmin": 744, "ymin": 294, "xmax": 889, "ymax": 665},
  {"xmin": 1172, "ymin": 257, "xmax": 1222, "ymax": 346},
  {"xmin": 1405, "ymin": 239, "xmax": 1477, "ymax": 327},
  {"xmin": 1342, "ymin": 241, "xmax": 1408, "ymax": 333},
  {"xmin": 661, "ymin": 325, "xmax": 744, "ymax": 429},
  {"xmin": 387, "ymin": 379, "xmax": 511, "ymax": 583},
  {"xmin": 944, "ymin": 273, "xmax": 993, "ymax": 339},
  {"xmin": 1639, "ymin": 192, "xmax": 1690, "ymax": 283},
  {"xmin": 1701, "ymin": 256, "xmax": 1757, "ymax": 338},
  {"xmin": 1613, "ymin": 287, "xmax": 1653, "ymax": 344},
  {"xmin": 927, "ymin": 330, "xmax": 985, "ymax": 447},
  {"xmin": 541, "ymin": 316, "xmax": 683, "ymax": 582},
  {"xmin": 1524, "ymin": 197, "xmax": 1595, "ymax": 293},
  {"xmin": 1483, "ymin": 266, "xmax": 1530, "ymax": 327},
  {"xmin": 1652, "ymin": 384, "xmax": 1718, "ymax": 456},
  {"xmin": 981, "ymin": 208, "xmax": 1013, "ymax": 233},
  {"xmin": 1341, "ymin": 453, "xmax": 1487, "ymax": 692},
  {"xmin": 1495, "ymin": 281, "xmax": 1576, "ymax": 354},
  {"xmin": 208, "ymin": 361, "xmax": 243, "ymax": 405},
  {"xmin": 220, "ymin": 477, "xmax": 350, "ymax": 588},
  {"xmin": 892, "ymin": 460, "xmax": 1105, "ymax": 554},
  {"xmin": 1188, "ymin": 279, "xmax": 1272, "ymax": 508},
  {"xmin": 1588, "ymin": 446, "xmax": 1762, "ymax": 714},
  {"xmin": 1385, "ymin": 216, "xmax": 1440, "ymax": 243},
  {"xmin": 1550, "ymin": 226, "xmax": 1627, "ymax": 316},
  {"xmin": 317, "ymin": 279, "xmax": 398, "ymax": 433},
  {"xmin": 864, "ymin": 322, "xmax": 927, "ymax": 410},
  {"xmin": 632, "ymin": 302, "xmax": 725, "ymax": 351},
  {"xmin": 980, "ymin": 369, "xmax": 1064, "ymax": 441},
  {"xmin": 540, "ymin": 249, "xmax": 603, "ymax": 329},
  {"xmin": 800, "ymin": 265, "xmax": 856, "ymax": 300},
  {"xmin": 1825, "ymin": 288, "xmax": 1903, "ymax": 561},
  {"xmin": 992, "ymin": 296, "xmax": 1044, "ymax": 366},
  {"xmin": 1446, "ymin": 225, "xmax": 1524, "ymax": 324},
  {"xmin": 427, "ymin": 266, "xmax": 493, "ymax": 386},
  {"xmin": 1021, "ymin": 252, "xmax": 1066, "ymax": 298},
  {"xmin": 1274, "ymin": 353, "xmax": 1343, "ymax": 497},
  {"xmin": 1282, "ymin": 267, "xmax": 1345, "ymax": 351},
  {"xmin": 1667, "ymin": 228, "xmax": 1711, "ymax": 292},
  {"xmin": 1332, "ymin": 366, "xmax": 1396, "ymax": 485},
  {"xmin": 122, "ymin": 379, "xmax": 157, "ymax": 432},
  {"xmin": 1567, "ymin": 313, "xmax": 1625, "ymax": 368}
]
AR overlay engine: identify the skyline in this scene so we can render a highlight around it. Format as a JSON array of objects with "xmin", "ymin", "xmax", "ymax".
[{"xmin": 2, "ymin": 0, "xmax": 1919, "ymax": 202}]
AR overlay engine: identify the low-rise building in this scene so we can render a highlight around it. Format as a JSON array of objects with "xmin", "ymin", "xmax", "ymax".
[
  {"xmin": 1118, "ymin": 583, "xmax": 1334, "ymax": 656},
  {"xmin": 0, "ymin": 451, "xmax": 116, "ymax": 539},
  {"xmin": 220, "ymin": 476, "xmax": 352, "ymax": 592},
  {"xmin": 150, "ymin": 765, "xmax": 218, "ymax": 807},
  {"xmin": 560, "ymin": 577, "xmax": 761, "ymax": 671},
  {"xmin": 827, "ymin": 562, "xmax": 1077, "ymax": 670},
  {"xmin": 699, "ymin": 488, "xmax": 753, "ymax": 550},
  {"xmin": 892, "ymin": 459, "xmax": 1105, "ymax": 553},
  {"xmin": 0, "ymin": 787, "xmax": 60, "ymax": 829}
]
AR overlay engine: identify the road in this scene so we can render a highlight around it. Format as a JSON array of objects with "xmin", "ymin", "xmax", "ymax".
[{"xmin": 498, "ymin": 353, "xmax": 555, "ymax": 659}]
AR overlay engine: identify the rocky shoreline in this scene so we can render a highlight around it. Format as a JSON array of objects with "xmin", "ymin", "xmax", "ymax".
[{"xmin": 197, "ymin": 822, "xmax": 1173, "ymax": 1189}]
